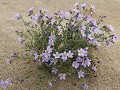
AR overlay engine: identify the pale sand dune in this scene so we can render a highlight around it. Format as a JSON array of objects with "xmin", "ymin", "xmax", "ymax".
[{"xmin": 0, "ymin": 0, "xmax": 120, "ymax": 90}]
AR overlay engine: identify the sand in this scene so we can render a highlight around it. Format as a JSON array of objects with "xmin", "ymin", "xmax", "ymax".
[{"xmin": 0, "ymin": 0, "xmax": 120, "ymax": 90}]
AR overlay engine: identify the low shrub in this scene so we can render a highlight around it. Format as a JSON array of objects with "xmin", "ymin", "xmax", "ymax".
[{"xmin": 15, "ymin": 2, "xmax": 117, "ymax": 89}]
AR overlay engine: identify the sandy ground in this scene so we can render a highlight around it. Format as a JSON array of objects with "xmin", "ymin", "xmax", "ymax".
[{"xmin": 0, "ymin": 0, "xmax": 120, "ymax": 90}]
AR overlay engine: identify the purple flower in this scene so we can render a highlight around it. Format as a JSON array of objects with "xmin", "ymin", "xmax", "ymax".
[
  {"xmin": 94, "ymin": 28, "xmax": 102, "ymax": 34},
  {"xmin": 92, "ymin": 65, "xmax": 97, "ymax": 71},
  {"xmin": 48, "ymin": 39, "xmax": 54, "ymax": 46},
  {"xmin": 81, "ymin": 3, "xmax": 87, "ymax": 9},
  {"xmin": 65, "ymin": 12, "xmax": 71, "ymax": 19},
  {"xmin": 58, "ymin": 73, "xmax": 66, "ymax": 80},
  {"xmin": 80, "ymin": 30, "xmax": 86, "ymax": 37},
  {"xmin": 76, "ymin": 57, "xmax": 83, "ymax": 62},
  {"xmin": 73, "ymin": 8, "xmax": 80, "ymax": 13},
  {"xmin": 50, "ymin": 58, "xmax": 58, "ymax": 65},
  {"xmin": 42, "ymin": 51, "xmax": 50, "ymax": 62},
  {"xmin": 76, "ymin": 14, "xmax": 83, "ymax": 21},
  {"xmin": 95, "ymin": 47, "xmax": 100, "ymax": 51},
  {"xmin": 48, "ymin": 82, "xmax": 52, "ymax": 88},
  {"xmin": 32, "ymin": 14, "xmax": 41, "ymax": 21},
  {"xmin": 106, "ymin": 24, "xmax": 114, "ymax": 32},
  {"xmin": 42, "ymin": 56, "xmax": 49, "ymax": 63},
  {"xmin": 58, "ymin": 11, "xmax": 64, "ymax": 15},
  {"xmin": 49, "ymin": 33, "xmax": 55, "ymax": 40},
  {"xmin": 74, "ymin": 2, "xmax": 79, "ymax": 7},
  {"xmin": 52, "ymin": 68, "xmax": 58, "ymax": 74},
  {"xmin": 32, "ymin": 16, "xmax": 37, "ymax": 20},
  {"xmin": 82, "ymin": 59, "xmax": 91, "ymax": 67},
  {"xmin": 28, "ymin": 7, "xmax": 34, "ymax": 12},
  {"xmin": 18, "ymin": 37, "xmax": 23, "ymax": 44},
  {"xmin": 45, "ymin": 15, "xmax": 48, "ymax": 18},
  {"xmin": 90, "ymin": 20, "xmax": 97, "ymax": 27},
  {"xmin": 87, "ymin": 34, "xmax": 94, "ymax": 40},
  {"xmin": 61, "ymin": 51, "xmax": 68, "ymax": 62},
  {"xmin": 34, "ymin": 52, "xmax": 38, "ymax": 60},
  {"xmin": 112, "ymin": 35, "xmax": 118, "ymax": 43},
  {"xmin": 82, "ymin": 84, "xmax": 88, "ymax": 89},
  {"xmin": 105, "ymin": 40, "xmax": 113, "ymax": 47},
  {"xmin": 57, "ymin": 26, "xmax": 63, "ymax": 33},
  {"xmin": 78, "ymin": 48, "xmax": 87, "ymax": 57},
  {"xmin": 109, "ymin": 26, "xmax": 114, "ymax": 31},
  {"xmin": 78, "ymin": 70, "xmax": 85, "ymax": 78},
  {"xmin": 67, "ymin": 51, "xmax": 73, "ymax": 58},
  {"xmin": 82, "ymin": 23, "xmax": 87, "ymax": 30},
  {"xmin": 72, "ymin": 61, "xmax": 79, "ymax": 69},
  {"xmin": 58, "ymin": 11, "xmax": 65, "ymax": 18},
  {"xmin": 57, "ymin": 26, "xmax": 62, "ymax": 30},
  {"xmin": 44, "ymin": 50, "xmax": 51, "ymax": 57},
  {"xmin": 85, "ymin": 16, "xmax": 91, "ymax": 22},
  {"xmin": 91, "ymin": 4, "xmax": 95, "ymax": 10},
  {"xmin": 36, "ymin": 14, "xmax": 42, "ymax": 20},
  {"xmin": 53, "ymin": 52, "xmax": 61, "ymax": 58},
  {"xmin": 15, "ymin": 14, "xmax": 20, "ymax": 20},
  {"xmin": 93, "ymin": 40, "xmax": 99, "ymax": 45},
  {"xmin": 47, "ymin": 46, "xmax": 53, "ymax": 53},
  {"xmin": 49, "ymin": 15, "xmax": 54, "ymax": 19}
]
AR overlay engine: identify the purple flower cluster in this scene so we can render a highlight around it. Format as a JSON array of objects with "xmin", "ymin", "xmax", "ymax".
[
  {"xmin": 0, "ymin": 79, "xmax": 13, "ymax": 89},
  {"xmin": 15, "ymin": 2, "xmax": 117, "ymax": 89}
]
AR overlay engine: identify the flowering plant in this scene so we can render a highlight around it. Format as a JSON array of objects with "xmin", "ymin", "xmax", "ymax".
[{"xmin": 15, "ymin": 2, "xmax": 117, "ymax": 89}]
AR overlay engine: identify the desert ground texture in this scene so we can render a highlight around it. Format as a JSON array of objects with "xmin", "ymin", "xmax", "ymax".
[{"xmin": 0, "ymin": 0, "xmax": 120, "ymax": 90}]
